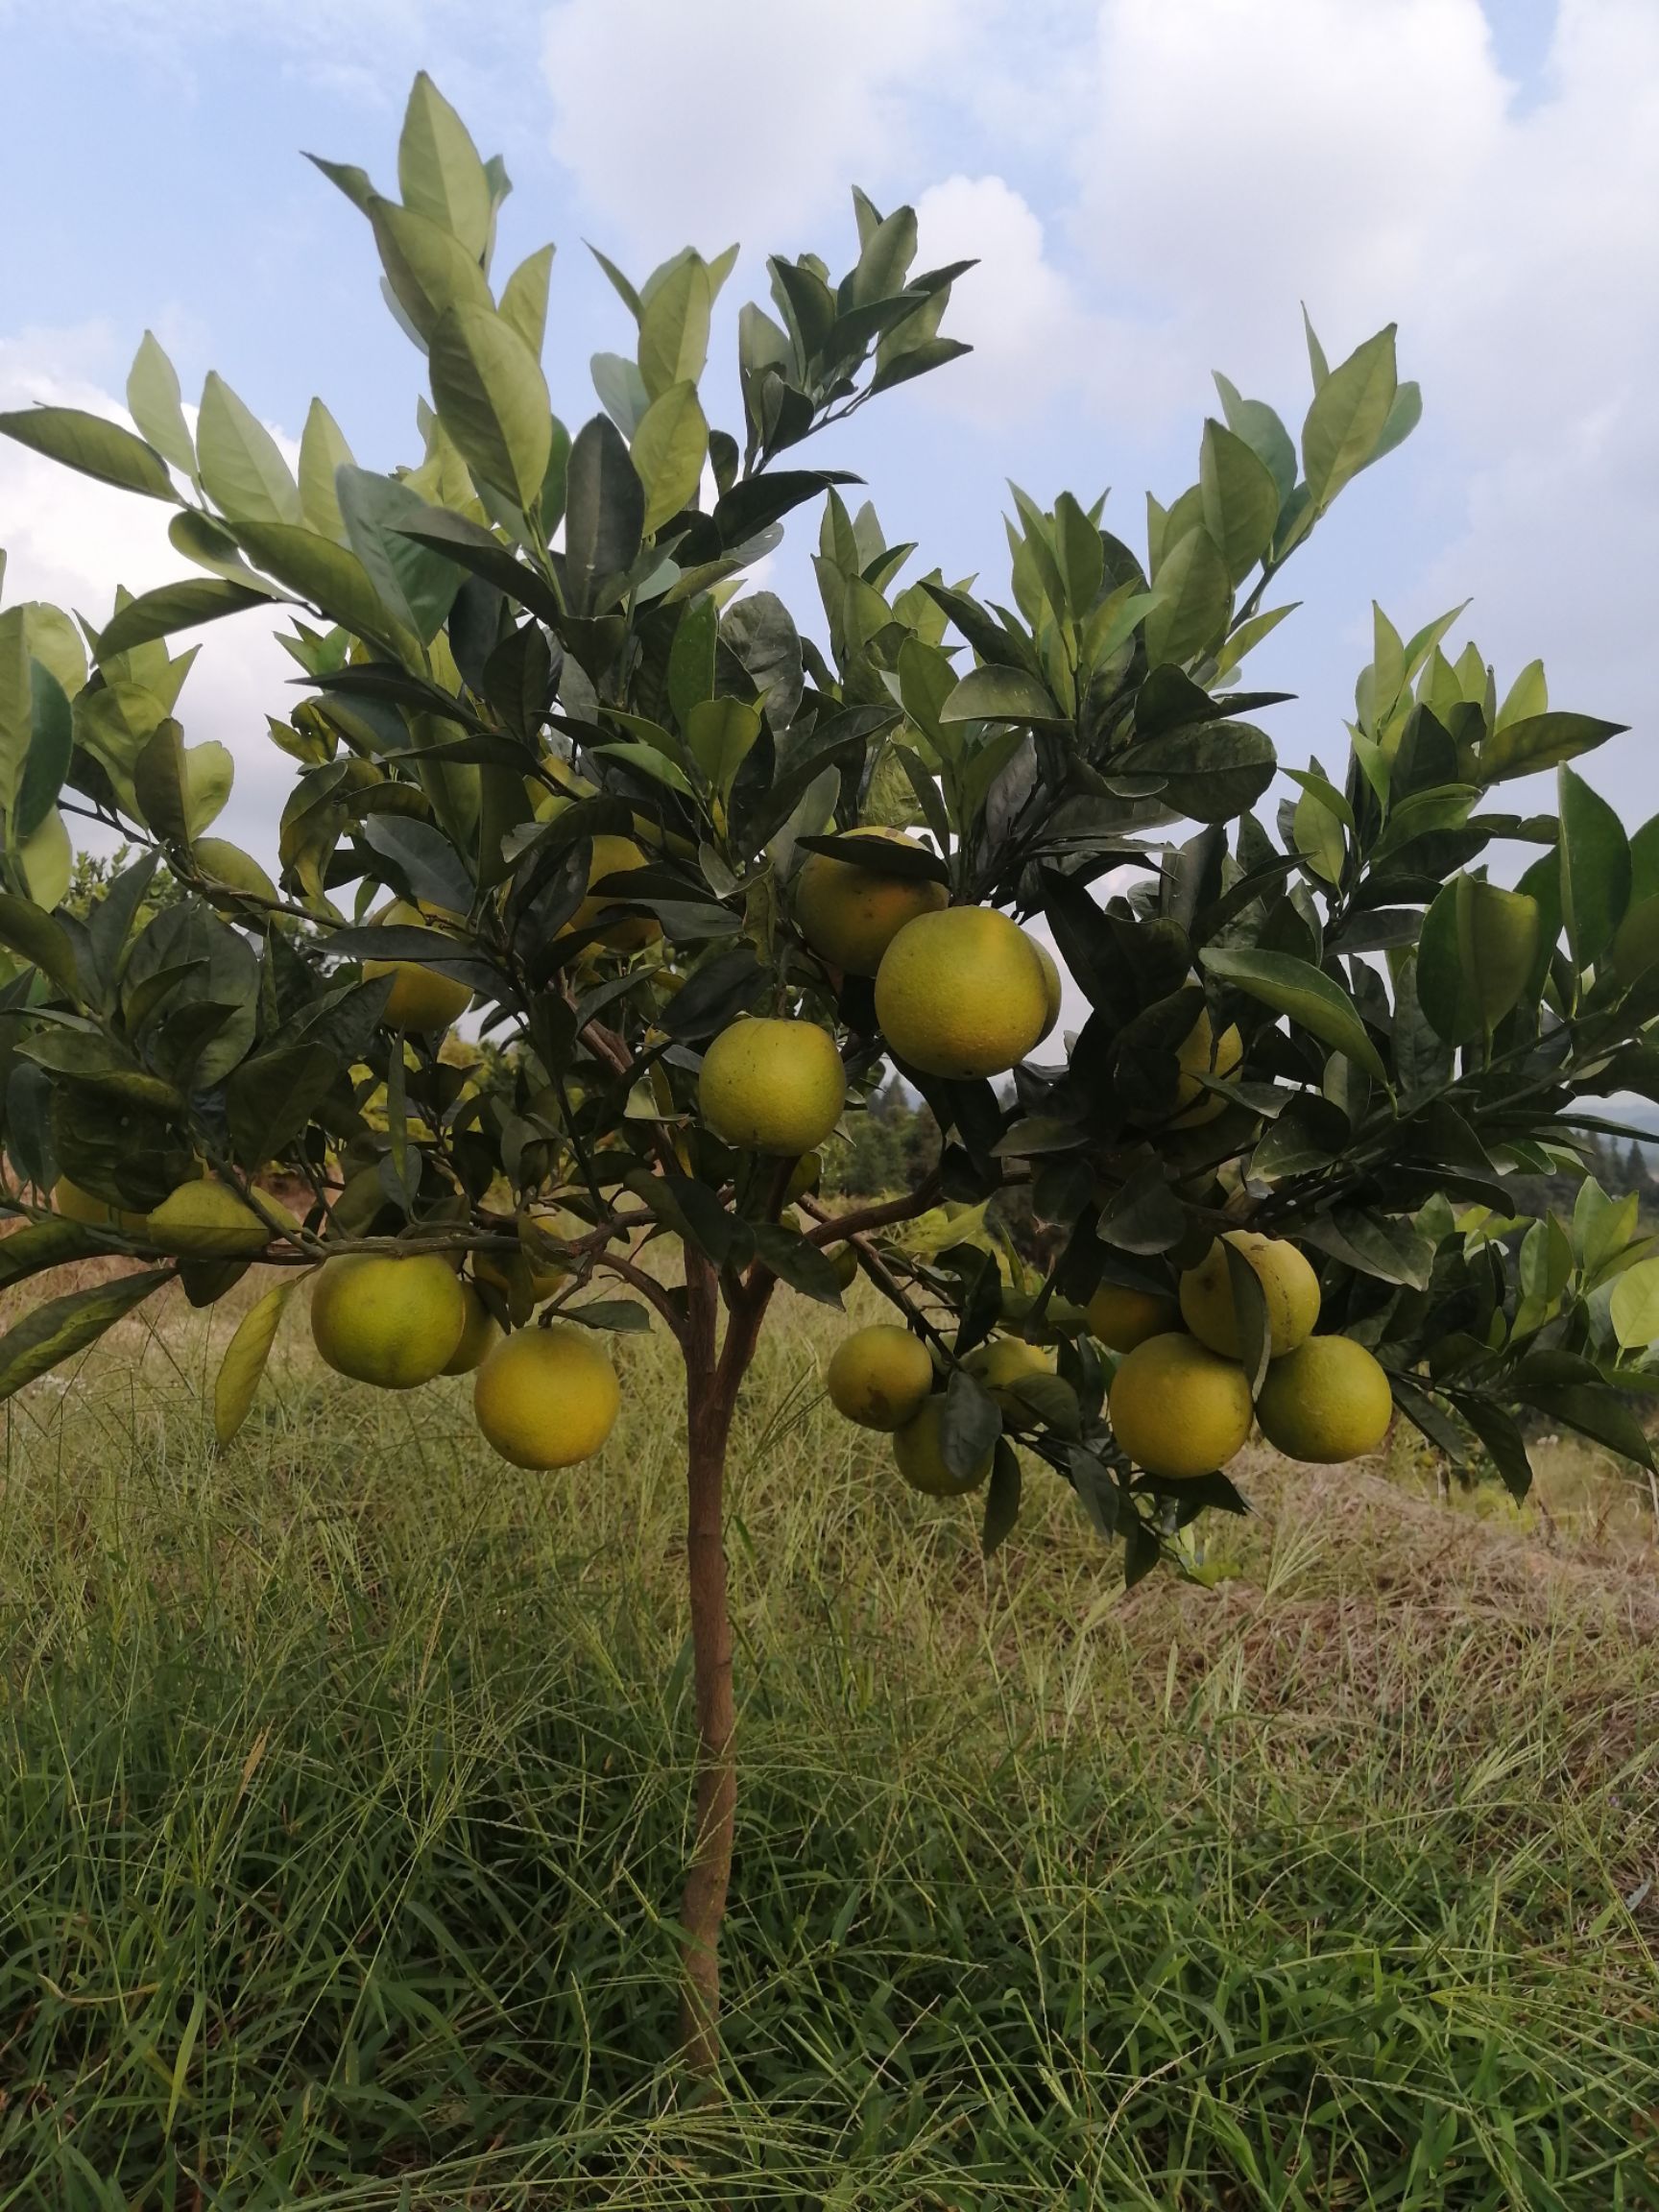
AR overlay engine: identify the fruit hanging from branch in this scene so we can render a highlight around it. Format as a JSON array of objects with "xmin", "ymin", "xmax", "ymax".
[{"xmin": 4, "ymin": 68, "xmax": 1658, "ymax": 2080}]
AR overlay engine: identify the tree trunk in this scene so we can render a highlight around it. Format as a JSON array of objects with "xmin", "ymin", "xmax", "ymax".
[{"xmin": 675, "ymin": 1254, "xmax": 770, "ymax": 2080}]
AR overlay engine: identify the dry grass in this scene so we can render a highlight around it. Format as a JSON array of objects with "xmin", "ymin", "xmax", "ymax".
[{"xmin": 2, "ymin": 1270, "xmax": 1657, "ymax": 2206}]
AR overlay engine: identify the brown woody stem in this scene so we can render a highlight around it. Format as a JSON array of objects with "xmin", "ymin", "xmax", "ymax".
[{"xmin": 675, "ymin": 1247, "xmax": 773, "ymax": 2078}]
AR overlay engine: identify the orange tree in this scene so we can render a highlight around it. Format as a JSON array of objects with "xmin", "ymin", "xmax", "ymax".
[{"xmin": 5, "ymin": 76, "xmax": 1659, "ymax": 2076}]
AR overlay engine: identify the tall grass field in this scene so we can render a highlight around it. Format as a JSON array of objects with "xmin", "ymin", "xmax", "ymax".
[{"xmin": 3, "ymin": 1270, "xmax": 1657, "ymax": 2207}]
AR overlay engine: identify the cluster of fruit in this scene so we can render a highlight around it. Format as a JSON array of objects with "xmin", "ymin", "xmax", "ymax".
[
  {"xmin": 57, "ymin": 1174, "xmax": 618, "ymax": 1473},
  {"xmin": 824, "ymin": 1229, "xmax": 1394, "ymax": 1501}
]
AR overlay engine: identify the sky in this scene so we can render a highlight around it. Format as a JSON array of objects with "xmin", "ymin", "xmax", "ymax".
[{"xmin": 2, "ymin": 0, "xmax": 1656, "ymax": 894}]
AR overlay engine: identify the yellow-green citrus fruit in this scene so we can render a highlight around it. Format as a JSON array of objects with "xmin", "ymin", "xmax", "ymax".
[
  {"xmin": 1086, "ymin": 1283, "xmax": 1182, "ymax": 1353},
  {"xmin": 825, "ymin": 1324, "xmax": 933, "ymax": 1431},
  {"xmin": 443, "ymin": 1285, "xmax": 500, "ymax": 1376},
  {"xmin": 192, "ymin": 837, "xmax": 278, "ymax": 905},
  {"xmin": 963, "ymin": 1334, "xmax": 1053, "ymax": 1410},
  {"xmin": 1179, "ymin": 1231, "xmax": 1321, "ymax": 1360},
  {"xmin": 1033, "ymin": 941, "xmax": 1064, "ymax": 1044},
  {"xmin": 829, "ymin": 1243, "xmax": 859, "ymax": 1291},
  {"xmin": 793, "ymin": 829, "xmax": 949, "ymax": 975},
  {"xmin": 53, "ymin": 1177, "xmax": 149, "ymax": 1235},
  {"xmin": 1256, "ymin": 1335, "xmax": 1393, "ymax": 1463},
  {"xmin": 310, "ymin": 1253, "xmax": 467, "ymax": 1388},
  {"xmin": 785, "ymin": 1151, "xmax": 823, "ymax": 1203},
  {"xmin": 893, "ymin": 1396, "xmax": 994, "ymax": 1497},
  {"xmin": 1108, "ymin": 1334, "xmax": 1254, "ymax": 1479},
  {"xmin": 699, "ymin": 1017, "xmax": 847, "ymax": 1155},
  {"xmin": 565, "ymin": 834, "xmax": 660, "ymax": 950},
  {"xmin": 363, "ymin": 902, "xmax": 473, "ymax": 1032},
  {"xmin": 875, "ymin": 907, "xmax": 1050, "ymax": 1079},
  {"xmin": 1170, "ymin": 1016, "xmax": 1243, "ymax": 1126},
  {"xmin": 473, "ymin": 1250, "xmax": 568, "ymax": 1305},
  {"xmin": 147, "ymin": 1179, "xmax": 275, "ymax": 1258},
  {"xmin": 472, "ymin": 1323, "xmax": 621, "ymax": 1469}
]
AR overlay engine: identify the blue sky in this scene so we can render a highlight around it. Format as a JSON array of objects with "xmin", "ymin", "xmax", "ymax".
[{"xmin": 1, "ymin": 0, "xmax": 1654, "ymax": 874}]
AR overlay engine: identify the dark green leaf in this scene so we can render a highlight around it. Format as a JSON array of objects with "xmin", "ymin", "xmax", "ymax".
[
  {"xmin": 0, "ymin": 1267, "xmax": 172, "ymax": 1406},
  {"xmin": 1558, "ymin": 762, "xmax": 1630, "ymax": 972},
  {"xmin": 96, "ymin": 578, "xmax": 274, "ymax": 661},
  {"xmin": 1415, "ymin": 875, "xmax": 1539, "ymax": 1045},
  {"xmin": 981, "ymin": 1437, "xmax": 1022, "ymax": 1555},
  {"xmin": 1114, "ymin": 721, "xmax": 1276, "ymax": 824},
  {"xmin": 1200, "ymin": 947, "xmax": 1386, "ymax": 1080},
  {"xmin": 565, "ymin": 414, "xmax": 645, "ymax": 613},
  {"xmin": 941, "ymin": 1365, "xmax": 1000, "ymax": 1484},
  {"xmin": 1479, "ymin": 711, "xmax": 1626, "ymax": 782},
  {"xmin": 0, "ymin": 406, "xmax": 178, "ymax": 501}
]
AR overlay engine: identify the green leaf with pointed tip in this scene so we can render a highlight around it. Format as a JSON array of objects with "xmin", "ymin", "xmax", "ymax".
[
  {"xmin": 1199, "ymin": 419, "xmax": 1280, "ymax": 584},
  {"xmin": 500, "ymin": 242, "xmax": 556, "ymax": 355},
  {"xmin": 97, "ymin": 578, "xmax": 273, "ymax": 661},
  {"xmin": 638, "ymin": 252, "xmax": 713, "ymax": 402},
  {"xmin": 371, "ymin": 196, "xmax": 493, "ymax": 341},
  {"xmin": 1142, "ymin": 528, "xmax": 1230, "ymax": 667},
  {"xmin": 213, "ymin": 1274, "xmax": 301, "ymax": 1446},
  {"xmin": 298, "ymin": 398, "xmax": 354, "ymax": 544},
  {"xmin": 1200, "ymin": 946, "xmax": 1386, "ymax": 1080},
  {"xmin": 0, "ymin": 890, "xmax": 79, "ymax": 991},
  {"xmin": 1114, "ymin": 722, "xmax": 1276, "ymax": 824},
  {"xmin": 686, "ymin": 695, "xmax": 761, "ymax": 798},
  {"xmin": 127, "ymin": 331, "xmax": 195, "ymax": 476},
  {"xmin": 1415, "ymin": 874, "xmax": 1540, "ymax": 1044},
  {"xmin": 232, "ymin": 518, "xmax": 410, "ymax": 655},
  {"xmin": 1558, "ymin": 762, "xmax": 1630, "ymax": 972},
  {"xmin": 1212, "ymin": 372, "xmax": 1297, "ymax": 503},
  {"xmin": 0, "ymin": 405, "xmax": 179, "ymax": 501},
  {"xmin": 1302, "ymin": 325, "xmax": 1397, "ymax": 509},
  {"xmin": 335, "ymin": 468, "xmax": 463, "ymax": 643},
  {"xmin": 15, "ymin": 660, "xmax": 72, "ymax": 839},
  {"xmin": 564, "ymin": 414, "xmax": 644, "ymax": 613},
  {"xmin": 1610, "ymin": 1256, "xmax": 1659, "ymax": 1350},
  {"xmin": 632, "ymin": 380, "xmax": 709, "ymax": 536},
  {"xmin": 940, "ymin": 664, "xmax": 1065, "ymax": 725},
  {"xmin": 132, "ymin": 718, "xmax": 234, "ymax": 843},
  {"xmin": 1302, "ymin": 304, "xmax": 1330, "ymax": 388},
  {"xmin": 397, "ymin": 71, "xmax": 492, "ymax": 259},
  {"xmin": 1367, "ymin": 379, "xmax": 1422, "ymax": 467},
  {"xmin": 0, "ymin": 1267, "xmax": 173, "ymax": 1407},
  {"xmin": 197, "ymin": 373, "xmax": 301, "ymax": 525},
  {"xmin": 1480, "ymin": 709, "xmax": 1627, "ymax": 781},
  {"xmin": 428, "ymin": 305, "xmax": 552, "ymax": 511}
]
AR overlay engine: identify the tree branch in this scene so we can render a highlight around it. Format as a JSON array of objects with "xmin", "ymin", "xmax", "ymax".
[{"xmin": 802, "ymin": 1173, "xmax": 942, "ymax": 1247}]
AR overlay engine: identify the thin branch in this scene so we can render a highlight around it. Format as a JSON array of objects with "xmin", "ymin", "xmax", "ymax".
[{"xmin": 803, "ymin": 1173, "xmax": 942, "ymax": 1247}]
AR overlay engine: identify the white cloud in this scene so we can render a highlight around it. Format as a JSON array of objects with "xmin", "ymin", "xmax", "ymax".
[
  {"xmin": 540, "ymin": 0, "xmax": 992, "ymax": 255},
  {"xmin": 0, "ymin": 327, "xmax": 300, "ymax": 867},
  {"xmin": 1053, "ymin": 0, "xmax": 1659, "ymax": 804},
  {"xmin": 913, "ymin": 176, "xmax": 1114, "ymax": 421}
]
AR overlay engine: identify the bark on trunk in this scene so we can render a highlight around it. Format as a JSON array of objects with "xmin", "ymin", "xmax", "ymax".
[{"xmin": 675, "ymin": 1255, "xmax": 770, "ymax": 2078}]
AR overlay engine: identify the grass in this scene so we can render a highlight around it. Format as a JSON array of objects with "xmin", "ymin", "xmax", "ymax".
[{"xmin": 2, "ymin": 1273, "xmax": 1657, "ymax": 2207}]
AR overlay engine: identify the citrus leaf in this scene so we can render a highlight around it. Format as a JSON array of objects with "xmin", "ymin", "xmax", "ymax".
[
  {"xmin": 397, "ymin": 71, "xmax": 492, "ymax": 259},
  {"xmin": 1610, "ymin": 1257, "xmax": 1659, "ymax": 1350},
  {"xmin": 1143, "ymin": 527, "xmax": 1230, "ymax": 667},
  {"xmin": 1302, "ymin": 325, "xmax": 1397, "ymax": 509},
  {"xmin": 197, "ymin": 373, "xmax": 301, "ymax": 525},
  {"xmin": 1200, "ymin": 946, "xmax": 1386, "ymax": 1081},
  {"xmin": 97, "ymin": 578, "xmax": 274, "ymax": 661},
  {"xmin": 0, "ymin": 1217, "xmax": 106, "ymax": 1288},
  {"xmin": 940, "ymin": 664, "xmax": 1065, "ymax": 725},
  {"xmin": 632, "ymin": 380, "xmax": 709, "ymax": 536},
  {"xmin": 127, "ymin": 330, "xmax": 196, "ymax": 476},
  {"xmin": 1479, "ymin": 710, "xmax": 1627, "ymax": 782},
  {"xmin": 428, "ymin": 304, "xmax": 552, "ymax": 511},
  {"xmin": 981, "ymin": 1437, "xmax": 1022, "ymax": 1556},
  {"xmin": 214, "ymin": 1276, "xmax": 301, "ymax": 1446},
  {"xmin": 1415, "ymin": 875, "xmax": 1539, "ymax": 1045},
  {"xmin": 0, "ymin": 1268, "xmax": 172, "ymax": 1407},
  {"xmin": 1199, "ymin": 418, "xmax": 1280, "ymax": 584},
  {"xmin": 1558, "ymin": 762, "xmax": 1630, "ymax": 973},
  {"xmin": 0, "ymin": 405, "xmax": 179, "ymax": 501}
]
